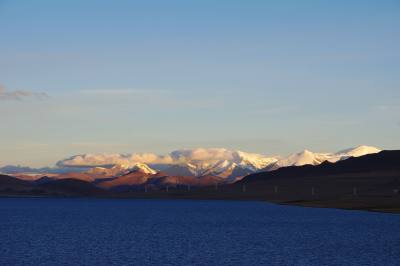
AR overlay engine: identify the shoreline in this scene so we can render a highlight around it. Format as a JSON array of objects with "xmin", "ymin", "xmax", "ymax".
[{"xmin": 1, "ymin": 192, "xmax": 399, "ymax": 214}]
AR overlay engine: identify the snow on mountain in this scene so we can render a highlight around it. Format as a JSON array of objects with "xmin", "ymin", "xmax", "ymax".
[
  {"xmin": 162, "ymin": 164, "xmax": 198, "ymax": 177},
  {"xmin": 159, "ymin": 150, "xmax": 278, "ymax": 178},
  {"xmin": 86, "ymin": 164, "xmax": 130, "ymax": 177},
  {"xmin": 166, "ymin": 148, "xmax": 279, "ymax": 175},
  {"xmin": 57, "ymin": 148, "xmax": 278, "ymax": 178},
  {"xmin": 232, "ymin": 151, "xmax": 279, "ymax": 171},
  {"xmin": 57, "ymin": 146, "xmax": 381, "ymax": 179},
  {"xmin": 266, "ymin": 145, "xmax": 381, "ymax": 170},
  {"xmin": 335, "ymin": 145, "xmax": 381, "ymax": 159},
  {"xmin": 268, "ymin": 150, "xmax": 330, "ymax": 170},
  {"xmin": 203, "ymin": 161, "xmax": 254, "ymax": 183},
  {"xmin": 86, "ymin": 163, "xmax": 157, "ymax": 177},
  {"xmin": 129, "ymin": 163, "xmax": 158, "ymax": 175},
  {"xmin": 159, "ymin": 148, "xmax": 277, "ymax": 171}
]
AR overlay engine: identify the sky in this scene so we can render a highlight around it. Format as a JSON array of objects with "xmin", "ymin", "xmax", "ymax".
[{"xmin": 0, "ymin": 0, "xmax": 399, "ymax": 167}]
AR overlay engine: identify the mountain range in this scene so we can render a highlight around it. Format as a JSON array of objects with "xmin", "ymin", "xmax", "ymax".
[
  {"xmin": 0, "ymin": 146, "xmax": 381, "ymax": 188},
  {"xmin": 0, "ymin": 149, "xmax": 399, "ymax": 213}
]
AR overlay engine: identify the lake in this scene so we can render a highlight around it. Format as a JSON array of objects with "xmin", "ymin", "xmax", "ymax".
[{"xmin": 0, "ymin": 198, "xmax": 399, "ymax": 266}]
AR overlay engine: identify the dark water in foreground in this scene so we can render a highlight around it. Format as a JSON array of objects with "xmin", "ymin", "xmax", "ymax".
[{"xmin": 0, "ymin": 198, "xmax": 399, "ymax": 266}]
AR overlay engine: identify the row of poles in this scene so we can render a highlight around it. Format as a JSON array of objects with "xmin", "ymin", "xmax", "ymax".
[
  {"xmin": 144, "ymin": 184, "xmax": 400, "ymax": 197},
  {"xmin": 144, "ymin": 184, "xmax": 192, "ymax": 193}
]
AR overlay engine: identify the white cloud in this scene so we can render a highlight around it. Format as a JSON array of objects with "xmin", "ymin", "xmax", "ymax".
[
  {"xmin": 170, "ymin": 148, "xmax": 235, "ymax": 162},
  {"xmin": 0, "ymin": 85, "xmax": 49, "ymax": 101},
  {"xmin": 58, "ymin": 152, "xmax": 174, "ymax": 167},
  {"xmin": 57, "ymin": 148, "xmax": 272, "ymax": 168}
]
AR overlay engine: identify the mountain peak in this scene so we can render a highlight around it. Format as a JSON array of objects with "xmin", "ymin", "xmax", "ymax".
[
  {"xmin": 55, "ymin": 146, "xmax": 382, "ymax": 179},
  {"xmin": 129, "ymin": 163, "xmax": 157, "ymax": 175},
  {"xmin": 336, "ymin": 145, "xmax": 381, "ymax": 157}
]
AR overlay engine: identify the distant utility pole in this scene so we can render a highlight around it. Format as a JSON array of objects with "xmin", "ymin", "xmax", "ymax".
[{"xmin": 242, "ymin": 184, "xmax": 246, "ymax": 193}]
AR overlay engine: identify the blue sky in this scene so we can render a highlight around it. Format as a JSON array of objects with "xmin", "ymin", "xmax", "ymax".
[{"xmin": 0, "ymin": 0, "xmax": 399, "ymax": 166}]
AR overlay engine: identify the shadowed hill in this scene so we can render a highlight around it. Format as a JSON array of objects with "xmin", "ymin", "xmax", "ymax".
[
  {"xmin": 39, "ymin": 178, "xmax": 107, "ymax": 196},
  {"xmin": 240, "ymin": 150, "xmax": 400, "ymax": 183},
  {"xmin": 0, "ymin": 174, "xmax": 32, "ymax": 191},
  {"xmin": 0, "ymin": 174, "xmax": 107, "ymax": 197},
  {"xmin": 233, "ymin": 150, "xmax": 400, "ymax": 212}
]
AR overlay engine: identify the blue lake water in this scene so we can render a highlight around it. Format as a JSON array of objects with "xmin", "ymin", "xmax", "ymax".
[{"xmin": 0, "ymin": 198, "xmax": 399, "ymax": 266}]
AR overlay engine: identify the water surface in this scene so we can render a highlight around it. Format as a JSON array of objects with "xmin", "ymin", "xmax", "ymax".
[{"xmin": 0, "ymin": 198, "xmax": 399, "ymax": 266}]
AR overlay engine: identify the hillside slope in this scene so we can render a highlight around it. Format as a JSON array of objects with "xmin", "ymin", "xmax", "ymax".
[{"xmin": 236, "ymin": 150, "xmax": 400, "ymax": 212}]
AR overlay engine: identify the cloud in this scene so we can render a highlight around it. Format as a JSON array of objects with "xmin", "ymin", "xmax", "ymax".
[
  {"xmin": 55, "ymin": 146, "xmax": 381, "ymax": 172},
  {"xmin": 0, "ymin": 85, "xmax": 49, "ymax": 101},
  {"xmin": 57, "ymin": 148, "xmax": 272, "ymax": 167},
  {"xmin": 57, "ymin": 152, "xmax": 174, "ymax": 167},
  {"xmin": 170, "ymin": 148, "xmax": 235, "ymax": 162}
]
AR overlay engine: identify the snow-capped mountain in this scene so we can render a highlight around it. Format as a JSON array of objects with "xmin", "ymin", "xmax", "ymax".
[
  {"xmin": 175, "ymin": 150, "xmax": 279, "ymax": 174},
  {"xmin": 161, "ymin": 161, "xmax": 264, "ymax": 182},
  {"xmin": 335, "ymin": 145, "xmax": 381, "ymax": 159},
  {"xmin": 266, "ymin": 145, "xmax": 381, "ymax": 171},
  {"xmin": 203, "ymin": 161, "xmax": 255, "ymax": 182},
  {"xmin": 86, "ymin": 164, "xmax": 131, "ymax": 177},
  {"xmin": 55, "ymin": 145, "xmax": 381, "ymax": 180},
  {"xmin": 159, "ymin": 150, "xmax": 279, "ymax": 180},
  {"xmin": 58, "ymin": 148, "xmax": 278, "ymax": 180},
  {"xmin": 129, "ymin": 163, "xmax": 158, "ymax": 175},
  {"xmin": 86, "ymin": 163, "xmax": 157, "ymax": 178},
  {"xmin": 162, "ymin": 163, "xmax": 198, "ymax": 177},
  {"xmin": 231, "ymin": 151, "xmax": 279, "ymax": 171},
  {"xmin": 267, "ymin": 149, "xmax": 330, "ymax": 171}
]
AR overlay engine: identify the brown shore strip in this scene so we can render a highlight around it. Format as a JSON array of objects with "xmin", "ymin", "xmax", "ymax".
[{"xmin": 1, "ymin": 184, "xmax": 399, "ymax": 214}]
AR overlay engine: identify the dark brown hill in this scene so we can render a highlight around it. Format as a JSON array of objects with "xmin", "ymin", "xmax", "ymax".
[
  {"xmin": 38, "ymin": 178, "xmax": 106, "ymax": 196},
  {"xmin": 0, "ymin": 174, "xmax": 33, "ymax": 191},
  {"xmin": 241, "ymin": 150, "xmax": 400, "ymax": 183},
  {"xmin": 234, "ymin": 150, "xmax": 400, "ymax": 212}
]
